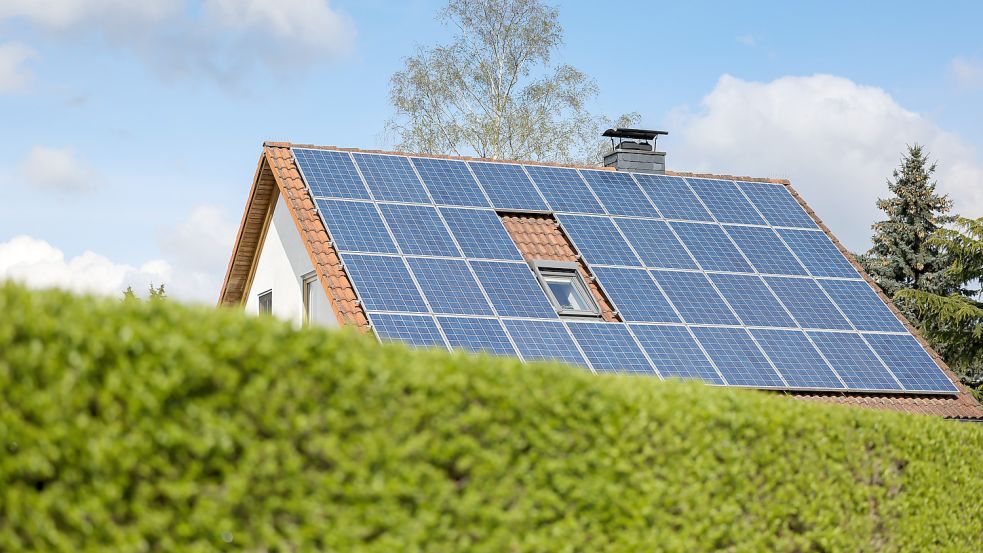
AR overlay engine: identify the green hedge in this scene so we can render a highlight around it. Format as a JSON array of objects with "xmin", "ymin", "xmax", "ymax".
[{"xmin": 0, "ymin": 282, "xmax": 981, "ymax": 552}]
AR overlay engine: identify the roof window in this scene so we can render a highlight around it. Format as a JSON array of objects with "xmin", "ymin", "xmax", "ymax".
[{"xmin": 530, "ymin": 260, "xmax": 601, "ymax": 317}]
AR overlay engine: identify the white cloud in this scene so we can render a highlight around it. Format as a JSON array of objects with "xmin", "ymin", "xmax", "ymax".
[
  {"xmin": 0, "ymin": 235, "xmax": 171, "ymax": 297},
  {"xmin": 736, "ymin": 35, "xmax": 756, "ymax": 46},
  {"xmin": 949, "ymin": 57, "xmax": 983, "ymax": 91},
  {"xmin": 0, "ymin": 0, "xmax": 356, "ymax": 85},
  {"xmin": 19, "ymin": 145, "xmax": 97, "ymax": 192},
  {"xmin": 0, "ymin": 42, "xmax": 36, "ymax": 92},
  {"xmin": 157, "ymin": 204, "xmax": 236, "ymax": 302},
  {"xmin": 669, "ymin": 74, "xmax": 983, "ymax": 250}
]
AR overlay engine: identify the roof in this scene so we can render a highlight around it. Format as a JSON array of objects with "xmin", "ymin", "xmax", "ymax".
[{"xmin": 220, "ymin": 142, "xmax": 983, "ymax": 420}]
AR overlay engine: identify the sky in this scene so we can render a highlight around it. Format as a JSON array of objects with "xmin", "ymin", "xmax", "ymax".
[{"xmin": 0, "ymin": 0, "xmax": 981, "ymax": 302}]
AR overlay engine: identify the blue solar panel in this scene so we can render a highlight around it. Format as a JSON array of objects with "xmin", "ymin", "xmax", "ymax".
[
  {"xmin": 341, "ymin": 254, "xmax": 429, "ymax": 313},
  {"xmin": 807, "ymin": 331, "xmax": 901, "ymax": 391},
  {"xmin": 525, "ymin": 165, "xmax": 605, "ymax": 214},
  {"xmin": 690, "ymin": 326, "xmax": 785, "ymax": 387},
  {"xmin": 614, "ymin": 218, "xmax": 697, "ymax": 270},
  {"xmin": 378, "ymin": 204, "xmax": 460, "ymax": 257},
  {"xmin": 315, "ymin": 199, "xmax": 397, "ymax": 254},
  {"xmin": 592, "ymin": 267, "xmax": 680, "ymax": 323},
  {"xmin": 652, "ymin": 270, "xmax": 739, "ymax": 325},
  {"xmin": 503, "ymin": 319, "xmax": 588, "ymax": 366},
  {"xmin": 863, "ymin": 333, "xmax": 958, "ymax": 393},
  {"xmin": 630, "ymin": 325, "xmax": 723, "ymax": 384},
  {"xmin": 352, "ymin": 153, "xmax": 431, "ymax": 204},
  {"xmin": 566, "ymin": 322, "xmax": 655, "ymax": 375},
  {"xmin": 687, "ymin": 178, "xmax": 766, "ymax": 225},
  {"xmin": 580, "ymin": 170, "xmax": 660, "ymax": 218},
  {"xmin": 371, "ymin": 313, "xmax": 447, "ymax": 348},
  {"xmin": 777, "ymin": 229, "xmax": 860, "ymax": 278},
  {"xmin": 470, "ymin": 261, "xmax": 558, "ymax": 318},
  {"xmin": 410, "ymin": 157, "xmax": 489, "ymax": 207},
  {"xmin": 818, "ymin": 280, "xmax": 907, "ymax": 333},
  {"xmin": 750, "ymin": 329, "xmax": 844, "ymax": 389},
  {"xmin": 725, "ymin": 225, "xmax": 808, "ymax": 276},
  {"xmin": 633, "ymin": 173, "xmax": 714, "ymax": 222},
  {"xmin": 708, "ymin": 273, "xmax": 796, "ymax": 328},
  {"xmin": 468, "ymin": 162, "xmax": 548, "ymax": 211},
  {"xmin": 407, "ymin": 257, "xmax": 493, "ymax": 315},
  {"xmin": 737, "ymin": 181, "xmax": 818, "ymax": 229},
  {"xmin": 765, "ymin": 276, "xmax": 852, "ymax": 330},
  {"xmin": 556, "ymin": 214, "xmax": 640, "ymax": 267},
  {"xmin": 439, "ymin": 207, "xmax": 523, "ymax": 261},
  {"xmin": 670, "ymin": 222, "xmax": 753, "ymax": 273},
  {"xmin": 293, "ymin": 148, "xmax": 370, "ymax": 200},
  {"xmin": 437, "ymin": 316, "xmax": 518, "ymax": 356}
]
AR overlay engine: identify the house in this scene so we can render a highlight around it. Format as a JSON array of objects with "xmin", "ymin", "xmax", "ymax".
[{"xmin": 219, "ymin": 132, "xmax": 983, "ymax": 421}]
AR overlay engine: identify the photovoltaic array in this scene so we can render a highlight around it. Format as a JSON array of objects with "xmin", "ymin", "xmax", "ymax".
[{"xmin": 291, "ymin": 147, "xmax": 957, "ymax": 394}]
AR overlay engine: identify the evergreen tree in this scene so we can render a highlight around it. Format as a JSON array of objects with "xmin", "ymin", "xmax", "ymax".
[{"xmin": 860, "ymin": 144, "xmax": 956, "ymax": 298}]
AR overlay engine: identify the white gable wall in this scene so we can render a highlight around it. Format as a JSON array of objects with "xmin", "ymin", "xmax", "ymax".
[{"xmin": 244, "ymin": 193, "xmax": 335, "ymax": 327}]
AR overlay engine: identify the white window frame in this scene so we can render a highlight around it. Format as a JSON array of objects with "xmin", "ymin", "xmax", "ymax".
[
  {"xmin": 258, "ymin": 289, "xmax": 273, "ymax": 315},
  {"xmin": 529, "ymin": 260, "xmax": 601, "ymax": 317},
  {"xmin": 302, "ymin": 272, "xmax": 319, "ymax": 326}
]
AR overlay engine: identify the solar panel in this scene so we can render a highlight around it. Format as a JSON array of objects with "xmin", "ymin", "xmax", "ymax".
[
  {"xmin": 632, "ymin": 173, "xmax": 714, "ymax": 222},
  {"xmin": 556, "ymin": 214, "xmax": 641, "ymax": 267},
  {"xmin": 293, "ymin": 148, "xmax": 370, "ymax": 200},
  {"xmin": 407, "ymin": 257, "xmax": 493, "ymax": 315},
  {"xmin": 525, "ymin": 165, "xmax": 605, "ymax": 214},
  {"xmin": 591, "ymin": 267, "xmax": 680, "ymax": 323},
  {"xmin": 670, "ymin": 222, "xmax": 753, "ymax": 273},
  {"xmin": 764, "ymin": 277, "xmax": 852, "ymax": 330},
  {"xmin": 438, "ymin": 316, "xmax": 518, "ymax": 356},
  {"xmin": 817, "ymin": 279, "xmax": 907, "ymax": 333},
  {"xmin": 341, "ymin": 254, "xmax": 429, "ymax": 313},
  {"xmin": 737, "ymin": 181, "xmax": 818, "ymax": 229},
  {"xmin": 652, "ymin": 270, "xmax": 739, "ymax": 325},
  {"xmin": 439, "ymin": 207, "xmax": 523, "ymax": 261},
  {"xmin": 352, "ymin": 153, "xmax": 431, "ymax": 204},
  {"xmin": 580, "ymin": 170, "xmax": 660, "ymax": 218},
  {"xmin": 863, "ymin": 333, "xmax": 958, "ymax": 393},
  {"xmin": 630, "ymin": 325, "xmax": 723, "ymax": 384},
  {"xmin": 690, "ymin": 326, "xmax": 785, "ymax": 388},
  {"xmin": 614, "ymin": 218, "xmax": 698, "ymax": 270},
  {"xmin": 686, "ymin": 178, "xmax": 767, "ymax": 225},
  {"xmin": 567, "ymin": 322, "xmax": 655, "ymax": 375},
  {"xmin": 750, "ymin": 329, "xmax": 844, "ymax": 389},
  {"xmin": 503, "ymin": 319, "xmax": 589, "ymax": 367},
  {"xmin": 378, "ymin": 204, "xmax": 461, "ymax": 257},
  {"xmin": 410, "ymin": 157, "xmax": 489, "ymax": 207},
  {"xmin": 315, "ymin": 199, "xmax": 398, "ymax": 254},
  {"xmin": 468, "ymin": 162, "xmax": 548, "ymax": 211},
  {"xmin": 470, "ymin": 261, "xmax": 558, "ymax": 319},
  {"xmin": 725, "ymin": 225, "xmax": 808, "ymax": 276},
  {"xmin": 708, "ymin": 273, "xmax": 796, "ymax": 328},
  {"xmin": 371, "ymin": 313, "xmax": 447, "ymax": 348},
  {"xmin": 806, "ymin": 331, "xmax": 902, "ymax": 391},
  {"xmin": 777, "ymin": 229, "xmax": 860, "ymax": 278}
]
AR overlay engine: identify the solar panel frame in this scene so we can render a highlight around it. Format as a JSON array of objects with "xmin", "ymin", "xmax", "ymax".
[
  {"xmin": 863, "ymin": 333, "xmax": 959, "ymax": 393},
  {"xmin": 686, "ymin": 178, "xmax": 767, "ymax": 225},
  {"xmin": 469, "ymin": 261, "xmax": 559, "ymax": 319},
  {"xmin": 292, "ymin": 148, "xmax": 371, "ymax": 200},
  {"xmin": 580, "ymin": 170, "xmax": 661, "ymax": 218},
  {"xmin": 818, "ymin": 279, "xmax": 908, "ymax": 333},
  {"xmin": 591, "ymin": 267, "xmax": 681, "ymax": 323},
  {"xmin": 777, "ymin": 229, "xmax": 861, "ymax": 279},
  {"xmin": 370, "ymin": 313, "xmax": 449, "ymax": 349},
  {"xmin": 806, "ymin": 331, "xmax": 903, "ymax": 392},
  {"xmin": 407, "ymin": 257, "xmax": 494, "ymax": 316},
  {"xmin": 468, "ymin": 161, "xmax": 549, "ymax": 211},
  {"xmin": 670, "ymin": 222, "xmax": 754, "ymax": 273},
  {"xmin": 340, "ymin": 253, "xmax": 430, "ymax": 313},
  {"xmin": 352, "ymin": 152, "xmax": 432, "ymax": 204},
  {"xmin": 630, "ymin": 324, "xmax": 725, "ymax": 384},
  {"xmin": 556, "ymin": 214, "xmax": 642, "ymax": 267},
  {"xmin": 439, "ymin": 207, "xmax": 524, "ymax": 261},
  {"xmin": 437, "ymin": 316, "xmax": 519, "ymax": 357},
  {"xmin": 378, "ymin": 203, "xmax": 462, "ymax": 258},
  {"xmin": 724, "ymin": 225, "xmax": 809, "ymax": 276},
  {"xmin": 749, "ymin": 328, "xmax": 845, "ymax": 389},
  {"xmin": 566, "ymin": 322, "xmax": 657, "ymax": 375},
  {"xmin": 614, "ymin": 218, "xmax": 698, "ymax": 270},
  {"xmin": 314, "ymin": 199, "xmax": 398, "ymax": 254},
  {"xmin": 525, "ymin": 165, "xmax": 606, "ymax": 214},
  {"xmin": 764, "ymin": 276, "xmax": 853, "ymax": 330},
  {"xmin": 690, "ymin": 326, "xmax": 787, "ymax": 388},
  {"xmin": 632, "ymin": 173, "xmax": 715, "ymax": 222},
  {"xmin": 737, "ymin": 181, "xmax": 819, "ymax": 229},
  {"xmin": 409, "ymin": 157, "xmax": 490, "ymax": 207},
  {"xmin": 503, "ymin": 319, "xmax": 590, "ymax": 367},
  {"xmin": 708, "ymin": 273, "xmax": 797, "ymax": 328},
  {"xmin": 651, "ymin": 270, "xmax": 740, "ymax": 325}
]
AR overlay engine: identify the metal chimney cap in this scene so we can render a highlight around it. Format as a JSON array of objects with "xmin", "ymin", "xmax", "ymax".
[{"xmin": 602, "ymin": 128, "xmax": 668, "ymax": 141}]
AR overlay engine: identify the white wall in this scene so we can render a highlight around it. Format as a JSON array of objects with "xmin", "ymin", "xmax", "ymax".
[{"xmin": 244, "ymin": 194, "xmax": 335, "ymax": 327}]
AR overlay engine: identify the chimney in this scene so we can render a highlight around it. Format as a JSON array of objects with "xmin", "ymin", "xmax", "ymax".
[{"xmin": 602, "ymin": 128, "xmax": 668, "ymax": 174}]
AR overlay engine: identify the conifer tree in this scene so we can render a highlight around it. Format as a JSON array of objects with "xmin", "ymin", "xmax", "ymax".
[{"xmin": 860, "ymin": 145, "xmax": 956, "ymax": 298}]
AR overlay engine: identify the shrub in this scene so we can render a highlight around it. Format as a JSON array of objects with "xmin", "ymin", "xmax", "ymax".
[{"xmin": 0, "ymin": 282, "xmax": 981, "ymax": 552}]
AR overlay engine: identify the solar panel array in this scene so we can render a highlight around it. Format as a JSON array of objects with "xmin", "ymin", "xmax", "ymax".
[{"xmin": 292, "ymin": 148, "xmax": 958, "ymax": 394}]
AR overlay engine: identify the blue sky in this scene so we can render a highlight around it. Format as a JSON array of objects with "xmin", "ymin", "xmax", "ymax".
[{"xmin": 1, "ymin": 0, "xmax": 981, "ymax": 301}]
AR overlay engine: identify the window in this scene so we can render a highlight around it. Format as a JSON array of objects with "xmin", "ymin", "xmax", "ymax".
[
  {"xmin": 302, "ymin": 273, "xmax": 320, "ymax": 326},
  {"xmin": 530, "ymin": 260, "xmax": 601, "ymax": 317},
  {"xmin": 258, "ymin": 290, "xmax": 272, "ymax": 315}
]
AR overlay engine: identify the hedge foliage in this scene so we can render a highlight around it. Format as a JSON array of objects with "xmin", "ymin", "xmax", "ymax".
[{"xmin": 0, "ymin": 282, "xmax": 981, "ymax": 552}]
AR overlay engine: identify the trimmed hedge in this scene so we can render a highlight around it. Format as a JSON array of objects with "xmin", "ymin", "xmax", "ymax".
[{"xmin": 0, "ymin": 282, "xmax": 981, "ymax": 552}]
